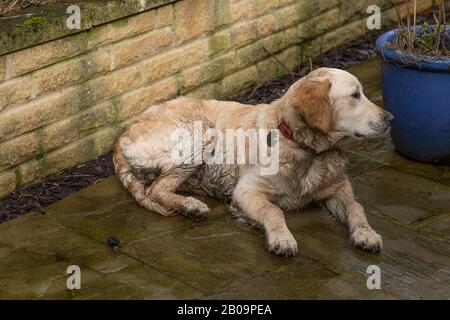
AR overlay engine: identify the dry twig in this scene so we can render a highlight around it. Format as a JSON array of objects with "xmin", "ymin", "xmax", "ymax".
[{"xmin": 0, "ymin": 0, "xmax": 50, "ymax": 16}]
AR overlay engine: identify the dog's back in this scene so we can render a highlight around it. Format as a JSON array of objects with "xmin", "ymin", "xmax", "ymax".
[{"xmin": 113, "ymin": 97, "xmax": 270, "ymax": 217}]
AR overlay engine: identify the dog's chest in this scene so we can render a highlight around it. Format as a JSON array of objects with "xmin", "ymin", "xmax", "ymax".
[{"xmin": 271, "ymin": 150, "xmax": 347, "ymax": 210}]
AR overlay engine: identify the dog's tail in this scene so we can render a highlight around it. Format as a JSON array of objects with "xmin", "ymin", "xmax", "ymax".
[{"xmin": 113, "ymin": 142, "xmax": 177, "ymax": 216}]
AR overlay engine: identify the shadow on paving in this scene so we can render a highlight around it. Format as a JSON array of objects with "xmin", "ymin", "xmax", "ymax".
[{"xmin": 0, "ymin": 58, "xmax": 449, "ymax": 299}]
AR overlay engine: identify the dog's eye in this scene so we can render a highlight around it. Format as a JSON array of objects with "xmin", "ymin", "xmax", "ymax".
[{"xmin": 352, "ymin": 91, "xmax": 361, "ymax": 100}]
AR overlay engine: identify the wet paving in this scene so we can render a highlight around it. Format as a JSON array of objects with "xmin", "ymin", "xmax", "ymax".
[{"xmin": 0, "ymin": 58, "xmax": 449, "ymax": 299}]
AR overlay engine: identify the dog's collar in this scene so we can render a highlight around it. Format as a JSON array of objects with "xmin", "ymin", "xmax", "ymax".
[
  {"xmin": 278, "ymin": 121, "xmax": 315, "ymax": 152},
  {"xmin": 278, "ymin": 121, "xmax": 293, "ymax": 140}
]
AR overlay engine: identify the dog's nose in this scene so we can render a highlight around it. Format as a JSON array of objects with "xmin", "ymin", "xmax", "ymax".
[{"xmin": 384, "ymin": 111, "xmax": 394, "ymax": 122}]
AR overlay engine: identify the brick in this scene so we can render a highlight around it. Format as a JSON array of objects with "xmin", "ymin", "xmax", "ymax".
[
  {"xmin": 181, "ymin": 52, "xmax": 237, "ymax": 91},
  {"xmin": 220, "ymin": 66, "xmax": 257, "ymax": 97},
  {"xmin": 0, "ymin": 170, "xmax": 16, "ymax": 198},
  {"xmin": 237, "ymin": 41, "xmax": 269, "ymax": 68},
  {"xmin": 110, "ymin": 27, "xmax": 174, "ymax": 70},
  {"xmin": 258, "ymin": 14, "xmax": 279, "ymax": 37},
  {"xmin": 274, "ymin": 4, "xmax": 302, "ymax": 30},
  {"xmin": 88, "ymin": 9, "xmax": 159, "ymax": 48},
  {"xmin": 0, "ymin": 66, "xmax": 140, "ymax": 141},
  {"xmin": 78, "ymin": 100, "xmax": 119, "ymax": 134},
  {"xmin": 340, "ymin": 0, "xmax": 366, "ymax": 23},
  {"xmin": 42, "ymin": 135, "xmax": 97, "ymax": 177},
  {"xmin": 141, "ymin": 54, "xmax": 175, "ymax": 83},
  {"xmin": 295, "ymin": 0, "xmax": 339, "ymax": 23},
  {"xmin": 87, "ymin": 66, "xmax": 141, "ymax": 103},
  {"xmin": 6, "ymin": 33, "xmax": 87, "ymax": 78},
  {"xmin": 297, "ymin": 8, "xmax": 340, "ymax": 40},
  {"xmin": 93, "ymin": 125, "xmax": 123, "ymax": 156},
  {"xmin": 285, "ymin": 26, "xmax": 300, "ymax": 47},
  {"xmin": 40, "ymin": 117, "xmax": 82, "ymax": 154},
  {"xmin": 257, "ymin": 57, "xmax": 284, "ymax": 83},
  {"xmin": 0, "ymin": 92, "xmax": 72, "ymax": 142},
  {"xmin": 177, "ymin": 38, "xmax": 210, "ymax": 65},
  {"xmin": 230, "ymin": 21, "xmax": 258, "ymax": 48},
  {"xmin": 0, "ymin": 76, "xmax": 32, "ymax": 112},
  {"xmin": 119, "ymin": 77, "xmax": 178, "ymax": 120},
  {"xmin": 156, "ymin": 4, "xmax": 174, "ymax": 27},
  {"xmin": 40, "ymin": 127, "xmax": 117, "ymax": 177},
  {"xmin": 261, "ymin": 32, "xmax": 287, "ymax": 54},
  {"xmin": 213, "ymin": 0, "xmax": 232, "ymax": 28},
  {"xmin": 17, "ymin": 159, "xmax": 41, "ymax": 188},
  {"xmin": 175, "ymin": 0, "xmax": 214, "ymax": 43},
  {"xmin": 33, "ymin": 49, "xmax": 110, "ymax": 97},
  {"xmin": 186, "ymin": 83, "xmax": 220, "ymax": 99},
  {"xmin": 373, "ymin": 0, "xmax": 398, "ymax": 9},
  {"xmin": 277, "ymin": 0, "xmax": 339, "ymax": 29},
  {"xmin": 209, "ymin": 30, "xmax": 233, "ymax": 56},
  {"xmin": 40, "ymin": 100, "xmax": 118, "ymax": 153},
  {"xmin": 301, "ymin": 36, "xmax": 322, "ymax": 63},
  {"xmin": 141, "ymin": 39, "xmax": 209, "ymax": 83},
  {"xmin": 0, "ymin": 132, "xmax": 39, "ymax": 172},
  {"xmin": 321, "ymin": 19, "xmax": 364, "ymax": 54},
  {"xmin": 0, "ymin": 56, "xmax": 5, "ymax": 82},
  {"xmin": 230, "ymin": 0, "xmax": 257, "ymax": 22},
  {"xmin": 276, "ymin": 45, "xmax": 302, "ymax": 72},
  {"xmin": 278, "ymin": 0, "xmax": 297, "ymax": 5},
  {"xmin": 254, "ymin": 0, "xmax": 281, "ymax": 17}
]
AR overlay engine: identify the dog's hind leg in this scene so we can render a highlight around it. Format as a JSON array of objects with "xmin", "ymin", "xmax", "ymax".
[
  {"xmin": 114, "ymin": 143, "xmax": 177, "ymax": 216},
  {"xmin": 114, "ymin": 142, "xmax": 206, "ymax": 218},
  {"xmin": 146, "ymin": 166, "xmax": 210, "ymax": 221}
]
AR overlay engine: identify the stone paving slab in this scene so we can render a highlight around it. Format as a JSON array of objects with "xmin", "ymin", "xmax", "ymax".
[
  {"xmin": 344, "ymin": 152, "xmax": 385, "ymax": 178},
  {"xmin": 0, "ymin": 213, "xmax": 201, "ymax": 299},
  {"xmin": 344, "ymin": 137, "xmax": 450, "ymax": 187},
  {"xmin": 416, "ymin": 214, "xmax": 450, "ymax": 241},
  {"xmin": 122, "ymin": 219, "xmax": 290, "ymax": 294},
  {"xmin": 46, "ymin": 178, "xmax": 228, "ymax": 245},
  {"xmin": 208, "ymin": 257, "xmax": 396, "ymax": 300},
  {"xmin": 285, "ymin": 209, "xmax": 450, "ymax": 299},
  {"xmin": 0, "ymin": 57, "xmax": 449, "ymax": 299},
  {"xmin": 351, "ymin": 167, "xmax": 450, "ymax": 224}
]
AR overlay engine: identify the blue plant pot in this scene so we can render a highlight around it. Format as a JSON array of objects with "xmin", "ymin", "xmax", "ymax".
[{"xmin": 376, "ymin": 29, "xmax": 450, "ymax": 164}]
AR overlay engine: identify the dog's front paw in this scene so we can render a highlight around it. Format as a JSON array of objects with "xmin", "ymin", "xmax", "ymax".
[
  {"xmin": 267, "ymin": 229, "xmax": 298, "ymax": 258},
  {"xmin": 351, "ymin": 225, "xmax": 382, "ymax": 253},
  {"xmin": 183, "ymin": 197, "xmax": 210, "ymax": 222}
]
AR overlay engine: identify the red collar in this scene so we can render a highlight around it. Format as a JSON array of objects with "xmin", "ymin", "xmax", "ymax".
[
  {"xmin": 278, "ymin": 121, "xmax": 294, "ymax": 140},
  {"xmin": 278, "ymin": 121, "xmax": 316, "ymax": 152}
]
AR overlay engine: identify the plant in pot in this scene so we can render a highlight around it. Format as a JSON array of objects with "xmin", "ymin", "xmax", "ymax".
[{"xmin": 376, "ymin": 0, "xmax": 450, "ymax": 164}]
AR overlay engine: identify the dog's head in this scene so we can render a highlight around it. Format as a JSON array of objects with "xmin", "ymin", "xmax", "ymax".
[{"xmin": 286, "ymin": 67, "xmax": 393, "ymax": 139}]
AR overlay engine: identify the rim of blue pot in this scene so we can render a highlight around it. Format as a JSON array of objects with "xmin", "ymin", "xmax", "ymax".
[{"xmin": 376, "ymin": 27, "xmax": 450, "ymax": 73}]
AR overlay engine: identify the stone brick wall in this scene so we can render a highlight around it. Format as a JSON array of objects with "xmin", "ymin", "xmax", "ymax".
[{"xmin": 0, "ymin": 0, "xmax": 435, "ymax": 197}]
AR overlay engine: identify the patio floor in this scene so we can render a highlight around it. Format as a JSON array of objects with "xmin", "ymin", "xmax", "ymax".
[{"xmin": 0, "ymin": 58, "xmax": 449, "ymax": 299}]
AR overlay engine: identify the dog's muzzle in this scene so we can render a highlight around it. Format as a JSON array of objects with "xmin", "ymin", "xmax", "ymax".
[{"xmin": 369, "ymin": 111, "xmax": 394, "ymax": 136}]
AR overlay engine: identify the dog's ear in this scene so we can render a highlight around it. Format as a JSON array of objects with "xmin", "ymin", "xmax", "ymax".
[{"xmin": 293, "ymin": 78, "xmax": 333, "ymax": 134}]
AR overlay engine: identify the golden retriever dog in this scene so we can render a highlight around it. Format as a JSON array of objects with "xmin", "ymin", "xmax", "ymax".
[{"xmin": 113, "ymin": 68, "xmax": 393, "ymax": 257}]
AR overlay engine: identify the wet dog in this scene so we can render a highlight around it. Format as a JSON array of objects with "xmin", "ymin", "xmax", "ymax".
[{"xmin": 114, "ymin": 68, "xmax": 393, "ymax": 257}]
